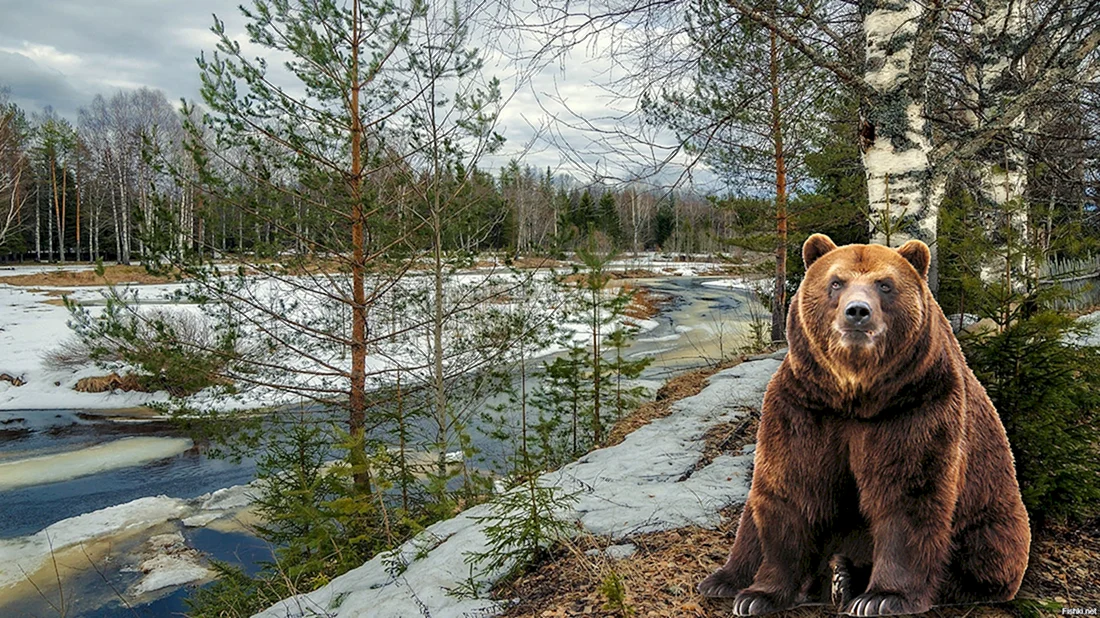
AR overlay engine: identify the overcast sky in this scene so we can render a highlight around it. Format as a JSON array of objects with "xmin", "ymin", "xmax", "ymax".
[{"xmin": 0, "ymin": 0, "xmax": 710, "ymax": 188}]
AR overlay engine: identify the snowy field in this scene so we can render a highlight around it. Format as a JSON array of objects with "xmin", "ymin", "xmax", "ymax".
[
  {"xmin": 0, "ymin": 264, "xmax": 664, "ymax": 413},
  {"xmin": 0, "ymin": 281, "xmax": 182, "ymax": 410}
]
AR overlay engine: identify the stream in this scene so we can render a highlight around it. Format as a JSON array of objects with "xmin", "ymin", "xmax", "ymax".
[{"xmin": 0, "ymin": 277, "xmax": 762, "ymax": 617}]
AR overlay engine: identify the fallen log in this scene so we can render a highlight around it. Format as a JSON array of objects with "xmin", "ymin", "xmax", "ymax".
[{"xmin": 0, "ymin": 373, "xmax": 26, "ymax": 387}]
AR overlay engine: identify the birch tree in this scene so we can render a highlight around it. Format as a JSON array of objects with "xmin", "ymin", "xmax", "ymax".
[
  {"xmin": 722, "ymin": 0, "xmax": 1100, "ymax": 289},
  {"xmin": 518, "ymin": 0, "xmax": 1099, "ymax": 289},
  {"xmin": 0, "ymin": 93, "xmax": 30, "ymax": 251}
]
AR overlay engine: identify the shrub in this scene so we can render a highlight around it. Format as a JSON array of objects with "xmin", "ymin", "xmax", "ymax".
[
  {"xmin": 50, "ymin": 298, "xmax": 249, "ymax": 396},
  {"xmin": 961, "ymin": 311, "xmax": 1100, "ymax": 526}
]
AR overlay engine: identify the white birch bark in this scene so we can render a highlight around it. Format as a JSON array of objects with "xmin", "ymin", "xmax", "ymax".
[
  {"xmin": 972, "ymin": 0, "xmax": 1028, "ymax": 284},
  {"xmin": 0, "ymin": 162, "xmax": 25, "ymax": 248},
  {"xmin": 861, "ymin": 1, "xmax": 944, "ymax": 287}
]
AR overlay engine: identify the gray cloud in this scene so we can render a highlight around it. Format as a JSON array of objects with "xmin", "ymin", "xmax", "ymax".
[
  {"xmin": 0, "ymin": 0, "xmax": 709, "ymax": 188},
  {"xmin": 0, "ymin": 0, "xmax": 244, "ymax": 118},
  {"xmin": 0, "ymin": 50, "xmax": 86, "ymax": 116}
]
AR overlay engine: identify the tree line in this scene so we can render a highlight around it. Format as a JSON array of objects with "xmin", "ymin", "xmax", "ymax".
[{"xmin": 0, "ymin": 87, "xmax": 783, "ymax": 264}]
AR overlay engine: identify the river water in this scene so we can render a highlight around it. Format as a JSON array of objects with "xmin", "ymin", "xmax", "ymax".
[{"xmin": 0, "ymin": 277, "xmax": 761, "ymax": 617}]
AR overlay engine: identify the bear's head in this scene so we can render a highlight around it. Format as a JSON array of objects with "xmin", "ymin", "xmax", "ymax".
[{"xmin": 794, "ymin": 234, "xmax": 932, "ymax": 375}]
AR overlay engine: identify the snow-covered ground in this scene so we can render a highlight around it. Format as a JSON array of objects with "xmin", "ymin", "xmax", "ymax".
[
  {"xmin": 0, "ymin": 281, "xmax": 183, "ymax": 410},
  {"xmin": 0, "ymin": 266, "xmax": 658, "ymax": 412},
  {"xmin": 606, "ymin": 254, "xmax": 746, "ymax": 278},
  {"xmin": 701, "ymin": 277, "xmax": 758, "ymax": 291},
  {"xmin": 251, "ymin": 353, "xmax": 783, "ymax": 618},
  {"xmin": 128, "ymin": 532, "xmax": 215, "ymax": 595},
  {"xmin": 1077, "ymin": 311, "xmax": 1100, "ymax": 346}
]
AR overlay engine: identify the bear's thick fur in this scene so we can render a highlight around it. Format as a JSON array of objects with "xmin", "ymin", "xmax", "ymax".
[{"xmin": 698, "ymin": 235, "xmax": 1030, "ymax": 617}]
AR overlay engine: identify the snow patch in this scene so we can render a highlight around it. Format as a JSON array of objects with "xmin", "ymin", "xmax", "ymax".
[
  {"xmin": 585, "ymin": 543, "xmax": 636, "ymax": 560},
  {"xmin": 129, "ymin": 532, "xmax": 214, "ymax": 595},
  {"xmin": 0, "ymin": 437, "xmax": 193, "ymax": 491},
  {"xmin": 200, "ymin": 483, "xmax": 258, "ymax": 511},
  {"xmin": 701, "ymin": 278, "xmax": 754, "ymax": 291},
  {"xmin": 0, "ymin": 495, "xmax": 189, "ymax": 590}
]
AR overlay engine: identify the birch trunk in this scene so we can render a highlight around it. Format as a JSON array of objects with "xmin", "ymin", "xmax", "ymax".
[
  {"xmin": 971, "ymin": 0, "xmax": 1028, "ymax": 285},
  {"xmin": 31, "ymin": 183, "xmax": 39, "ymax": 260},
  {"xmin": 116, "ymin": 157, "xmax": 131, "ymax": 264},
  {"xmin": 861, "ymin": 1, "xmax": 944, "ymax": 289},
  {"xmin": 110, "ymin": 160, "xmax": 122, "ymax": 262},
  {"xmin": 75, "ymin": 155, "xmax": 81, "ymax": 261},
  {"xmin": 59, "ymin": 158, "xmax": 67, "ymax": 263}
]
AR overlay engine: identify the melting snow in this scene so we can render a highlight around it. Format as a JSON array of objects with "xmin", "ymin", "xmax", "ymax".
[
  {"xmin": 129, "ymin": 532, "xmax": 214, "ymax": 595},
  {"xmin": 0, "ymin": 437, "xmax": 193, "ymax": 491},
  {"xmin": 251, "ymin": 355, "xmax": 782, "ymax": 618},
  {"xmin": 701, "ymin": 278, "xmax": 755, "ymax": 291},
  {"xmin": 0, "ymin": 495, "xmax": 189, "ymax": 590}
]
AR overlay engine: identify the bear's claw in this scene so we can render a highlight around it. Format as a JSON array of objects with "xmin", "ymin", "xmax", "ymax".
[
  {"xmin": 829, "ymin": 554, "xmax": 854, "ymax": 608},
  {"xmin": 732, "ymin": 591, "xmax": 785, "ymax": 616},
  {"xmin": 843, "ymin": 592, "xmax": 925, "ymax": 616},
  {"xmin": 696, "ymin": 569, "xmax": 742, "ymax": 598}
]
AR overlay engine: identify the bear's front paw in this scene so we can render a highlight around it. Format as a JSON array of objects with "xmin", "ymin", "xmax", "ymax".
[
  {"xmin": 843, "ymin": 592, "xmax": 928, "ymax": 616},
  {"xmin": 697, "ymin": 568, "xmax": 745, "ymax": 598},
  {"xmin": 732, "ymin": 591, "xmax": 788, "ymax": 616}
]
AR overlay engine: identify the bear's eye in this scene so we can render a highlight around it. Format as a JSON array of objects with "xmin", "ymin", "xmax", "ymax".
[
  {"xmin": 879, "ymin": 282, "xmax": 892, "ymax": 293},
  {"xmin": 830, "ymin": 280, "xmax": 842, "ymax": 291}
]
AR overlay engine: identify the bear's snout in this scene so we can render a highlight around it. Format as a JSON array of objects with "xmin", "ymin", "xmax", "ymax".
[
  {"xmin": 832, "ymin": 283, "xmax": 885, "ymax": 345},
  {"xmin": 844, "ymin": 301, "xmax": 872, "ymax": 326}
]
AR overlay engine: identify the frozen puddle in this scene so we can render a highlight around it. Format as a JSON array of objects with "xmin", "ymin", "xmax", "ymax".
[{"xmin": 0, "ymin": 436, "xmax": 193, "ymax": 491}]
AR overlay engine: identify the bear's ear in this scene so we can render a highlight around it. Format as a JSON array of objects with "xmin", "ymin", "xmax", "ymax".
[
  {"xmin": 803, "ymin": 234, "xmax": 837, "ymax": 269},
  {"xmin": 897, "ymin": 240, "xmax": 931, "ymax": 278}
]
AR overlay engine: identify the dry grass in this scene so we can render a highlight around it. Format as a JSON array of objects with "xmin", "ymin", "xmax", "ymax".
[
  {"xmin": 608, "ymin": 269, "xmax": 662, "ymax": 280},
  {"xmin": 495, "ymin": 514, "xmax": 743, "ymax": 618},
  {"xmin": 511, "ymin": 256, "xmax": 568, "ymax": 270},
  {"xmin": 622, "ymin": 285, "xmax": 674, "ymax": 322},
  {"xmin": 0, "ymin": 265, "xmax": 177, "ymax": 287},
  {"xmin": 497, "ymin": 508, "xmax": 1097, "ymax": 618},
  {"xmin": 1022, "ymin": 518, "xmax": 1100, "ymax": 605},
  {"xmin": 74, "ymin": 372, "xmax": 148, "ymax": 393},
  {"xmin": 0, "ymin": 372, "xmax": 26, "ymax": 387},
  {"xmin": 494, "ymin": 510, "xmax": 1040, "ymax": 617}
]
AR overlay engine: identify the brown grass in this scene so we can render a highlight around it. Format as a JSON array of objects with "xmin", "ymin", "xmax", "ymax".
[
  {"xmin": 622, "ymin": 285, "xmax": 674, "ymax": 322},
  {"xmin": 497, "ymin": 507, "xmax": 1097, "ymax": 618},
  {"xmin": 495, "ymin": 506, "xmax": 1056, "ymax": 618},
  {"xmin": 1, "ymin": 265, "xmax": 177, "ymax": 287},
  {"xmin": 74, "ymin": 372, "xmax": 148, "ymax": 393},
  {"xmin": 511, "ymin": 256, "xmax": 568, "ymax": 270},
  {"xmin": 0, "ymin": 373, "xmax": 26, "ymax": 387}
]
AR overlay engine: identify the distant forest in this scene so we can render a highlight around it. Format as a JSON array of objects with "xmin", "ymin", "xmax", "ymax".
[{"xmin": 0, "ymin": 84, "xmax": 867, "ymax": 266}]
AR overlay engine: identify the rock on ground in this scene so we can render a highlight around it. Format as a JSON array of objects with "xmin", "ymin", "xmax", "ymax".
[{"xmin": 251, "ymin": 356, "xmax": 780, "ymax": 618}]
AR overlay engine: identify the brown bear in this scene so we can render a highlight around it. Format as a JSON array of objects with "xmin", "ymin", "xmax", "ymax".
[{"xmin": 698, "ymin": 235, "xmax": 1030, "ymax": 616}]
